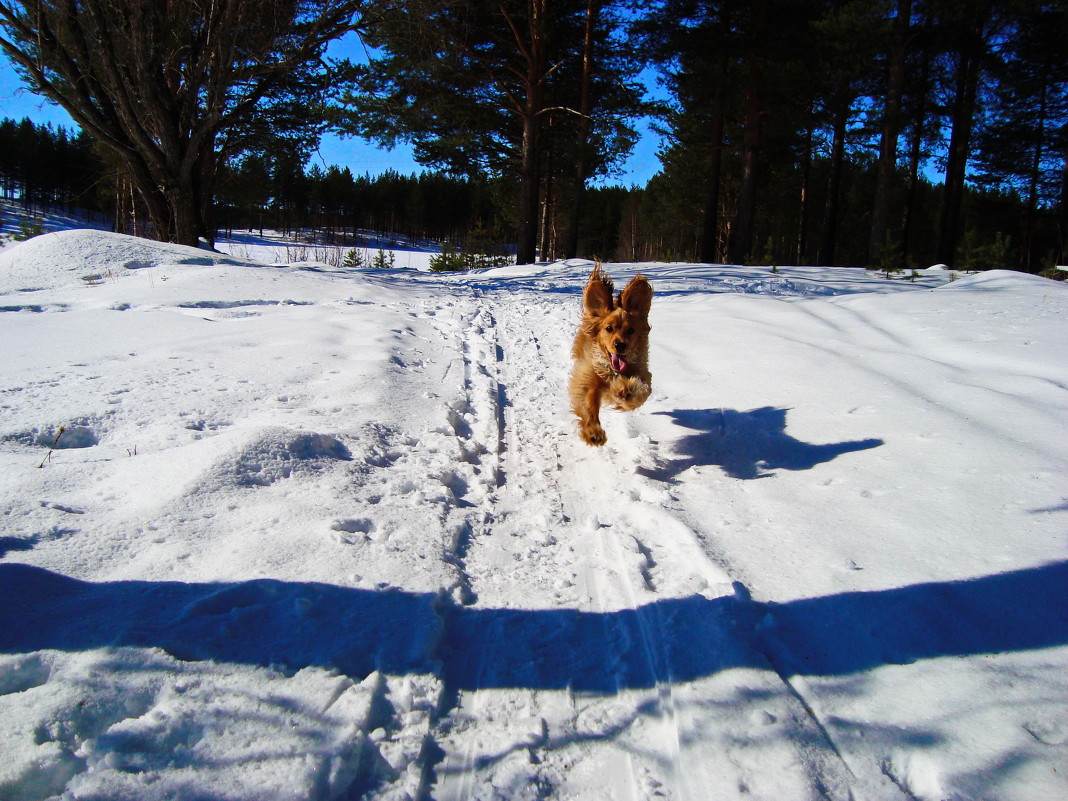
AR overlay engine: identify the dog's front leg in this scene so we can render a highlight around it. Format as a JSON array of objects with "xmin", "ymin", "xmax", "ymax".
[
  {"xmin": 578, "ymin": 382, "xmax": 607, "ymax": 446},
  {"xmin": 609, "ymin": 373, "xmax": 652, "ymax": 411}
]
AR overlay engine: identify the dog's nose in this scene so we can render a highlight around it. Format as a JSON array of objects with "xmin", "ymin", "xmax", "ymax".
[{"xmin": 614, "ymin": 341, "xmax": 627, "ymax": 353}]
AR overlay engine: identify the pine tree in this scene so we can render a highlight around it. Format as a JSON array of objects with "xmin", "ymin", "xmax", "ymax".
[
  {"xmin": 929, "ymin": 0, "xmax": 1006, "ymax": 267},
  {"xmin": 0, "ymin": 0, "xmax": 365, "ymax": 246},
  {"xmin": 338, "ymin": 0, "xmax": 642, "ymax": 265},
  {"xmin": 811, "ymin": 0, "xmax": 883, "ymax": 267},
  {"xmin": 972, "ymin": 0, "xmax": 1068, "ymax": 270},
  {"xmin": 638, "ymin": 0, "xmax": 746, "ymax": 263}
]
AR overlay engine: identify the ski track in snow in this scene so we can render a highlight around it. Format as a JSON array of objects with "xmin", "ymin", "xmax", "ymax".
[
  {"xmin": 364, "ymin": 280, "xmax": 880, "ymax": 800},
  {"xmin": 1, "ymin": 232, "xmax": 1067, "ymax": 800}
]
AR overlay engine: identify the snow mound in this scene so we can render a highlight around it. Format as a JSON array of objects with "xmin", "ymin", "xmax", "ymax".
[
  {"xmin": 218, "ymin": 427, "xmax": 353, "ymax": 488},
  {"xmin": 0, "ymin": 229, "xmax": 246, "ymax": 292},
  {"xmin": 0, "ymin": 593, "xmax": 443, "ymax": 800},
  {"xmin": 937, "ymin": 268, "xmax": 1066, "ymax": 293}
]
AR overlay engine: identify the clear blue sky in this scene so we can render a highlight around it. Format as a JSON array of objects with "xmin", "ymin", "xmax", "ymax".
[{"xmin": 0, "ymin": 44, "xmax": 664, "ymax": 188}]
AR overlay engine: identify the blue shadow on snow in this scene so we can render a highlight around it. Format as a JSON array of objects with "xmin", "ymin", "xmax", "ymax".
[
  {"xmin": 1, "ymin": 561, "xmax": 1066, "ymax": 691},
  {"xmin": 0, "ymin": 537, "xmax": 37, "ymax": 558},
  {"xmin": 643, "ymin": 407, "xmax": 884, "ymax": 481}
]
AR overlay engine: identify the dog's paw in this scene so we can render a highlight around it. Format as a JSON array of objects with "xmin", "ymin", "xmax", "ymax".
[
  {"xmin": 580, "ymin": 422, "xmax": 607, "ymax": 447},
  {"xmin": 609, "ymin": 376, "xmax": 651, "ymax": 411}
]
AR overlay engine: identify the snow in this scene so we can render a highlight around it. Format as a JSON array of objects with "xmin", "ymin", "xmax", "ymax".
[
  {"xmin": 1, "ymin": 228, "xmax": 1066, "ymax": 800},
  {"xmin": 216, "ymin": 229, "xmax": 440, "ymax": 272}
]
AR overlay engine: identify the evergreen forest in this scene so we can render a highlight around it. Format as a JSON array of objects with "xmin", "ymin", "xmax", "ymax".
[{"xmin": 0, "ymin": 0, "xmax": 1065, "ymax": 273}]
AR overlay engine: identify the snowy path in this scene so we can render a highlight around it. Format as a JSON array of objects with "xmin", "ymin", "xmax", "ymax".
[
  {"xmin": 348, "ymin": 279, "xmax": 913, "ymax": 799},
  {"xmin": 1, "ymin": 231, "xmax": 1067, "ymax": 800}
]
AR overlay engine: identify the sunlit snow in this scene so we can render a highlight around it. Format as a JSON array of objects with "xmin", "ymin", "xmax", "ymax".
[{"xmin": 1, "ymin": 226, "xmax": 1066, "ymax": 800}]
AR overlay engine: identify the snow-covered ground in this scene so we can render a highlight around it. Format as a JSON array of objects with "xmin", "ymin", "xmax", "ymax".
[
  {"xmin": 215, "ymin": 230, "xmax": 439, "ymax": 272},
  {"xmin": 1, "ymin": 228, "xmax": 1066, "ymax": 801}
]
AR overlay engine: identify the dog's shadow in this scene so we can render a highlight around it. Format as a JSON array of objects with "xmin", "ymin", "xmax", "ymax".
[{"xmin": 642, "ymin": 407, "xmax": 883, "ymax": 481}]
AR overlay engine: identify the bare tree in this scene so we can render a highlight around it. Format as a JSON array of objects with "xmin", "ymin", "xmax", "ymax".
[{"xmin": 0, "ymin": 0, "xmax": 365, "ymax": 246}]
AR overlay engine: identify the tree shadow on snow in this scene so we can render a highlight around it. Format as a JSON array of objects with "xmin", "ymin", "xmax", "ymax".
[
  {"xmin": 0, "ymin": 536, "xmax": 37, "ymax": 558},
  {"xmin": 1, "ymin": 561, "xmax": 1066, "ymax": 692},
  {"xmin": 642, "ymin": 407, "xmax": 883, "ymax": 482}
]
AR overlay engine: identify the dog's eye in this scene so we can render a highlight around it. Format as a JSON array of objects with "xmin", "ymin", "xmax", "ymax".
[
  {"xmin": 626, "ymin": 328, "xmax": 634, "ymax": 336},
  {"xmin": 604, "ymin": 325, "xmax": 613, "ymax": 333}
]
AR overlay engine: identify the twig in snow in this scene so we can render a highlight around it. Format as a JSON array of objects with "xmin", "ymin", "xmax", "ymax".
[{"xmin": 37, "ymin": 426, "xmax": 66, "ymax": 468}]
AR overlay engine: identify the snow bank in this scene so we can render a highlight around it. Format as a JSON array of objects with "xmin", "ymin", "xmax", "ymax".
[{"xmin": 0, "ymin": 229, "xmax": 246, "ymax": 293}]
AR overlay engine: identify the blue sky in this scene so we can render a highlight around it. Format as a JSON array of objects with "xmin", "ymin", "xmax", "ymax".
[{"xmin": 0, "ymin": 44, "xmax": 664, "ymax": 188}]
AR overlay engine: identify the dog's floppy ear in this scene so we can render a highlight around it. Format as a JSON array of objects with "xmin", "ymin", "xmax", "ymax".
[
  {"xmin": 620, "ymin": 274, "xmax": 653, "ymax": 318},
  {"xmin": 583, "ymin": 264, "xmax": 614, "ymax": 317}
]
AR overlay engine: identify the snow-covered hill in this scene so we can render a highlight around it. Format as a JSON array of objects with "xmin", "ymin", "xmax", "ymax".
[
  {"xmin": 0, "ymin": 199, "xmax": 112, "ymax": 246},
  {"xmin": 1, "ymin": 230, "xmax": 1066, "ymax": 800}
]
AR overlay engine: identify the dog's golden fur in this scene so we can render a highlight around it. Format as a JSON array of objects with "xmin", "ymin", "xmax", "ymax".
[{"xmin": 569, "ymin": 264, "xmax": 653, "ymax": 446}]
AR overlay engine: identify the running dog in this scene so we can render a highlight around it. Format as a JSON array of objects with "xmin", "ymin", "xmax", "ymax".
[{"xmin": 569, "ymin": 264, "xmax": 653, "ymax": 446}]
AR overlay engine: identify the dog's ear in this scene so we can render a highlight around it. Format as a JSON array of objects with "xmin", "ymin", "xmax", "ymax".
[
  {"xmin": 583, "ymin": 264, "xmax": 614, "ymax": 317},
  {"xmin": 620, "ymin": 274, "xmax": 653, "ymax": 318}
]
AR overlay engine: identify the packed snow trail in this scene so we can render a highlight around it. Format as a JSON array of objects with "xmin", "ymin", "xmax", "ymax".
[
  {"xmin": 2, "ymin": 233, "xmax": 1067, "ymax": 801},
  {"xmin": 384, "ymin": 275, "xmax": 889, "ymax": 800}
]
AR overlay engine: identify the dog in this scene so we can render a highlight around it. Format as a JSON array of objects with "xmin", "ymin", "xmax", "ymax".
[{"xmin": 569, "ymin": 264, "xmax": 653, "ymax": 446}]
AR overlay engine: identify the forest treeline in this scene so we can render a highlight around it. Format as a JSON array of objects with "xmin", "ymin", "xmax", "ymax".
[
  {"xmin": 0, "ymin": 117, "xmax": 102, "ymax": 212},
  {"xmin": 3, "ymin": 113, "xmax": 1058, "ymax": 275},
  {"xmin": 1, "ymin": 0, "xmax": 1066, "ymax": 272}
]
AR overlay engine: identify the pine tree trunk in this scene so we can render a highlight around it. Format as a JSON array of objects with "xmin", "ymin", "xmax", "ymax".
[
  {"xmin": 729, "ymin": 0, "xmax": 770, "ymax": 265},
  {"xmin": 937, "ymin": 24, "xmax": 982, "ymax": 267},
  {"xmin": 699, "ymin": 48, "xmax": 728, "ymax": 263},
  {"xmin": 819, "ymin": 102, "xmax": 848, "ymax": 266},
  {"xmin": 1021, "ymin": 77, "xmax": 1048, "ymax": 271},
  {"xmin": 698, "ymin": 7, "xmax": 730, "ymax": 264},
  {"xmin": 699, "ymin": 110, "xmax": 725, "ymax": 264},
  {"xmin": 869, "ymin": 0, "xmax": 911, "ymax": 263},
  {"xmin": 515, "ymin": 0, "xmax": 548, "ymax": 266},
  {"xmin": 797, "ymin": 118, "xmax": 814, "ymax": 263},
  {"xmin": 563, "ymin": 0, "xmax": 599, "ymax": 260},
  {"xmin": 901, "ymin": 12, "xmax": 933, "ymax": 264},
  {"xmin": 540, "ymin": 123, "xmax": 555, "ymax": 261},
  {"xmin": 123, "ymin": 155, "xmax": 175, "ymax": 244},
  {"xmin": 517, "ymin": 107, "xmax": 541, "ymax": 265}
]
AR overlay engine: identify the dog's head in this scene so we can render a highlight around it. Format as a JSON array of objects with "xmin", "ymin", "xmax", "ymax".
[{"xmin": 581, "ymin": 265, "xmax": 652, "ymax": 375}]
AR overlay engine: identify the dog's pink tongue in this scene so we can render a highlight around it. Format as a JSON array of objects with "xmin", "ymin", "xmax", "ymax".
[{"xmin": 611, "ymin": 354, "xmax": 627, "ymax": 373}]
